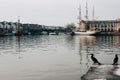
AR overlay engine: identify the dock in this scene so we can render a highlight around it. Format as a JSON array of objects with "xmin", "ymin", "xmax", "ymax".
[{"xmin": 81, "ymin": 65, "xmax": 120, "ymax": 80}]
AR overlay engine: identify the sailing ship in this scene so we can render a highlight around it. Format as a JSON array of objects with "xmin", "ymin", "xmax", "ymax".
[{"xmin": 72, "ymin": 0, "xmax": 100, "ymax": 35}]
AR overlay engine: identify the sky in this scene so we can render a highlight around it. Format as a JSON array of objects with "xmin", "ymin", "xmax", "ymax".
[{"xmin": 0, "ymin": 0, "xmax": 119, "ymax": 27}]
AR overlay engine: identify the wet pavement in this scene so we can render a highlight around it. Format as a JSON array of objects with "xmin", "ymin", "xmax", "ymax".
[{"xmin": 81, "ymin": 65, "xmax": 120, "ymax": 80}]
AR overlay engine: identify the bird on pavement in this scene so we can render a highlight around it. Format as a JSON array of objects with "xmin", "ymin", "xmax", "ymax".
[
  {"xmin": 90, "ymin": 54, "xmax": 101, "ymax": 65},
  {"xmin": 112, "ymin": 54, "xmax": 118, "ymax": 65}
]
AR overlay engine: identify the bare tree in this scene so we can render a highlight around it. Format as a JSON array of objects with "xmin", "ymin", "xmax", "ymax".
[{"xmin": 65, "ymin": 23, "xmax": 76, "ymax": 32}]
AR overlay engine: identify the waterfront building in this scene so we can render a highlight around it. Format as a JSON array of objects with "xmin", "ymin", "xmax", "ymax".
[
  {"xmin": 79, "ymin": 19, "xmax": 120, "ymax": 32},
  {"xmin": 0, "ymin": 21, "xmax": 65, "ymax": 36}
]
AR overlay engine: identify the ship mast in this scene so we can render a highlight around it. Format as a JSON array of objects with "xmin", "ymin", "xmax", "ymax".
[
  {"xmin": 86, "ymin": 0, "xmax": 88, "ymax": 22},
  {"xmin": 92, "ymin": 0, "xmax": 94, "ymax": 21},
  {"xmin": 78, "ymin": 0, "xmax": 82, "ymax": 31},
  {"xmin": 79, "ymin": 0, "xmax": 82, "ymax": 23},
  {"xmin": 92, "ymin": 0, "xmax": 95, "ymax": 30},
  {"xmin": 15, "ymin": 16, "xmax": 21, "ymax": 36},
  {"xmin": 85, "ymin": 0, "xmax": 88, "ymax": 31},
  {"xmin": 16, "ymin": 16, "xmax": 20, "ymax": 32},
  {"xmin": 18, "ymin": 16, "xmax": 20, "ymax": 31}
]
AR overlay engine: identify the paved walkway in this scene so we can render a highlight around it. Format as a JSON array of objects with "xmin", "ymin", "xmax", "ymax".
[{"xmin": 81, "ymin": 65, "xmax": 120, "ymax": 80}]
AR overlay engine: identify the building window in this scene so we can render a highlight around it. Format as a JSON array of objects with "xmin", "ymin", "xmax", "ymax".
[
  {"xmin": 111, "ymin": 29, "xmax": 113, "ymax": 32},
  {"xmin": 101, "ymin": 29, "xmax": 103, "ymax": 32},
  {"xmin": 105, "ymin": 29, "xmax": 107, "ymax": 31},
  {"xmin": 111, "ymin": 24, "xmax": 114, "ymax": 27}
]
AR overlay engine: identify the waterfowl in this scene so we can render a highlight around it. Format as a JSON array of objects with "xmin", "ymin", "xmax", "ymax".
[
  {"xmin": 112, "ymin": 54, "xmax": 118, "ymax": 65},
  {"xmin": 91, "ymin": 54, "xmax": 101, "ymax": 65}
]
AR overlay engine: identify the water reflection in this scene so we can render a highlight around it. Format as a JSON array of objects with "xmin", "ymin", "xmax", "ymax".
[
  {"xmin": 0, "ymin": 35, "xmax": 120, "ymax": 80},
  {"xmin": 79, "ymin": 36, "xmax": 120, "ymax": 80},
  {"xmin": 15, "ymin": 36, "xmax": 22, "ymax": 59},
  {"xmin": 79, "ymin": 36, "xmax": 120, "ymax": 65},
  {"xmin": 79, "ymin": 36, "xmax": 97, "ymax": 78},
  {"xmin": 79, "ymin": 36, "xmax": 96, "ymax": 63}
]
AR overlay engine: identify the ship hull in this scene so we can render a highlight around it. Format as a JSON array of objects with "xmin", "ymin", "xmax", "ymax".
[{"xmin": 73, "ymin": 31, "xmax": 98, "ymax": 35}]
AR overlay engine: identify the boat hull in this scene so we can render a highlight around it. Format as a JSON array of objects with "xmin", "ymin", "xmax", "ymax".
[{"xmin": 73, "ymin": 31, "xmax": 98, "ymax": 35}]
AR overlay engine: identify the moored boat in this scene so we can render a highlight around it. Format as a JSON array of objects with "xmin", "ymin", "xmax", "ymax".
[
  {"xmin": 72, "ymin": 0, "xmax": 100, "ymax": 36},
  {"xmin": 74, "ymin": 31, "xmax": 98, "ymax": 35}
]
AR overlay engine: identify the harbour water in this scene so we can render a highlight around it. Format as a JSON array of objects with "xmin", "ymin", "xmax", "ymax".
[{"xmin": 0, "ymin": 35, "xmax": 120, "ymax": 80}]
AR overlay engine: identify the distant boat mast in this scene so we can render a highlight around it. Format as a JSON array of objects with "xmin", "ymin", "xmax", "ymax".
[
  {"xmin": 86, "ymin": 0, "xmax": 88, "ymax": 22},
  {"xmin": 85, "ymin": 0, "xmax": 88, "ymax": 31},
  {"xmin": 18, "ymin": 16, "xmax": 20, "ymax": 31},
  {"xmin": 79, "ymin": 0, "xmax": 89, "ymax": 31},
  {"xmin": 92, "ymin": 0, "xmax": 95, "ymax": 29},
  {"xmin": 79, "ymin": 0, "xmax": 82, "ymax": 23},
  {"xmin": 92, "ymin": 0, "xmax": 94, "ymax": 21},
  {"xmin": 15, "ymin": 16, "xmax": 21, "ymax": 36},
  {"xmin": 79, "ymin": 0, "xmax": 88, "ymax": 22}
]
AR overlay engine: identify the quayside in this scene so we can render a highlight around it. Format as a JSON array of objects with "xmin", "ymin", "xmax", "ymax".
[{"xmin": 81, "ymin": 64, "xmax": 120, "ymax": 80}]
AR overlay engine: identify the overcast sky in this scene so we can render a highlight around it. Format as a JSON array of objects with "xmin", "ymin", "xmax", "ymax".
[{"xmin": 0, "ymin": 0, "xmax": 119, "ymax": 26}]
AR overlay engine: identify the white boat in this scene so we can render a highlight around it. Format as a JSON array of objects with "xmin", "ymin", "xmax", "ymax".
[{"xmin": 73, "ymin": 31, "xmax": 98, "ymax": 35}]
